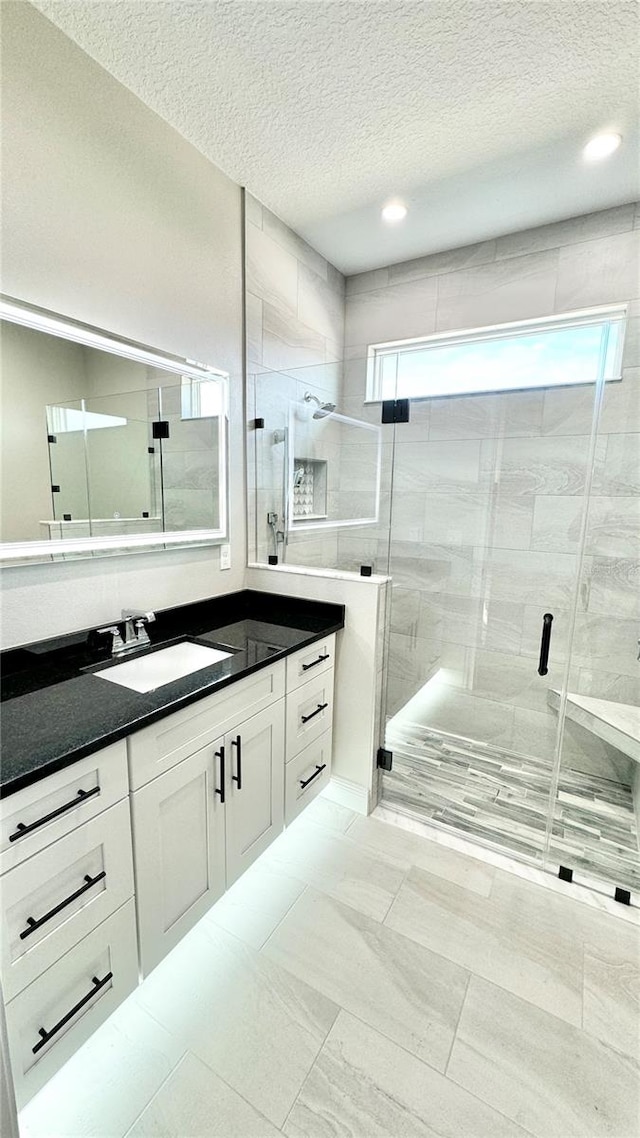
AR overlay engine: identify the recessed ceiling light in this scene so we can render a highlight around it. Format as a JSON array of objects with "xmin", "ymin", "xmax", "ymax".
[
  {"xmin": 583, "ymin": 133, "xmax": 622, "ymax": 161},
  {"xmin": 381, "ymin": 200, "xmax": 408, "ymax": 223}
]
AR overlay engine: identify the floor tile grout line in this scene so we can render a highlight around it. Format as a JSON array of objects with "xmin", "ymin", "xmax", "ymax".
[
  {"xmin": 276, "ymin": 1009, "xmax": 343, "ymax": 1136},
  {"xmin": 180, "ymin": 1046, "xmax": 293, "ymax": 1134},
  {"xmin": 380, "ymin": 888, "xmax": 587, "ymax": 1035},
  {"xmin": 329, "ymin": 1003, "xmax": 540, "ymax": 1138},
  {"xmin": 259, "ymin": 883, "xmax": 311, "ymax": 952},
  {"xmin": 121, "ymin": 1046, "xmax": 189, "ymax": 1138},
  {"xmin": 443, "ymin": 971, "xmax": 471, "ymax": 1078},
  {"xmin": 131, "ymin": 923, "xmax": 340, "ymax": 1134}
]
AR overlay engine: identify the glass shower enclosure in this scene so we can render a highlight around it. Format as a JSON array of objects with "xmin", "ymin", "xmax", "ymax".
[
  {"xmin": 378, "ymin": 308, "xmax": 639, "ymax": 898},
  {"xmin": 247, "ymin": 304, "xmax": 639, "ymax": 901}
]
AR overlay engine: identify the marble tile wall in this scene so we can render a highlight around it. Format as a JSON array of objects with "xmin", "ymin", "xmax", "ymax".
[
  {"xmin": 343, "ymin": 204, "xmax": 640, "ymax": 773},
  {"xmin": 244, "ymin": 192, "xmax": 346, "ymax": 565}
]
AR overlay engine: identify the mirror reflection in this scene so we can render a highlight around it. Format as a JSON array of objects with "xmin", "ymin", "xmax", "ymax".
[{"xmin": 0, "ymin": 317, "xmax": 226, "ymax": 551}]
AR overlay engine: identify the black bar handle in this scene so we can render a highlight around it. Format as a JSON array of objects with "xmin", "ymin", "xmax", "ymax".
[
  {"xmin": 20, "ymin": 871, "xmax": 107, "ymax": 941},
  {"xmin": 301, "ymin": 653, "xmax": 330, "ymax": 672},
  {"xmin": 231, "ymin": 735, "xmax": 242, "ymax": 790},
  {"xmin": 9, "ymin": 785, "xmax": 101, "ymax": 843},
  {"xmin": 299, "ymin": 763, "xmax": 327, "ymax": 790},
  {"xmin": 214, "ymin": 746, "xmax": 225, "ymax": 803},
  {"xmin": 538, "ymin": 613, "xmax": 554, "ymax": 676},
  {"xmin": 32, "ymin": 971, "xmax": 113, "ymax": 1055},
  {"xmin": 301, "ymin": 702, "xmax": 329, "ymax": 724}
]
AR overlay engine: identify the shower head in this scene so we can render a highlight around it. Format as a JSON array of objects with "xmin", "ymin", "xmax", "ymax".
[
  {"xmin": 303, "ymin": 391, "xmax": 337, "ymax": 419},
  {"xmin": 313, "ymin": 403, "xmax": 335, "ymax": 419}
]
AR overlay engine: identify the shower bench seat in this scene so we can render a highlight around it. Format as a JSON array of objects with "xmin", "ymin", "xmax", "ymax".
[{"xmin": 548, "ymin": 689, "xmax": 640, "ymax": 764}]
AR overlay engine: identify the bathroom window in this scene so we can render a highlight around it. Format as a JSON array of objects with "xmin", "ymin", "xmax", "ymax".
[
  {"xmin": 180, "ymin": 375, "xmax": 224, "ymax": 419},
  {"xmin": 366, "ymin": 306, "xmax": 627, "ymax": 401}
]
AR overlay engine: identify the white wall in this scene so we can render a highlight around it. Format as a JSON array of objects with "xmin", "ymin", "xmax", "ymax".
[
  {"xmin": 0, "ymin": 3, "xmax": 245, "ymax": 647},
  {"xmin": 0, "ymin": 324, "xmax": 87, "ymax": 541}
]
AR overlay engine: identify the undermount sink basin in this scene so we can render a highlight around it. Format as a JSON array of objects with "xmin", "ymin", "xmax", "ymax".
[{"xmin": 93, "ymin": 641, "xmax": 233, "ymax": 693}]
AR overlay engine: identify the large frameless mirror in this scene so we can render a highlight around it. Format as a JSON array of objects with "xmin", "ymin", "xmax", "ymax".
[{"xmin": 0, "ymin": 296, "xmax": 228, "ymax": 564}]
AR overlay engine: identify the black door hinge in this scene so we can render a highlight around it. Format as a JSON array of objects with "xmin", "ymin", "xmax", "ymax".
[
  {"xmin": 377, "ymin": 747, "xmax": 393, "ymax": 771},
  {"xmin": 152, "ymin": 420, "xmax": 170, "ymax": 439},
  {"xmin": 381, "ymin": 399, "xmax": 410, "ymax": 424}
]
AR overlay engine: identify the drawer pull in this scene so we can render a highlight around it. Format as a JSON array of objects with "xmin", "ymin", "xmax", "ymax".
[
  {"xmin": 20, "ymin": 871, "xmax": 107, "ymax": 941},
  {"xmin": 301, "ymin": 653, "xmax": 330, "ymax": 672},
  {"xmin": 231, "ymin": 735, "xmax": 242, "ymax": 790},
  {"xmin": 301, "ymin": 702, "xmax": 328, "ymax": 724},
  {"xmin": 299, "ymin": 763, "xmax": 327, "ymax": 790},
  {"xmin": 9, "ymin": 786, "xmax": 101, "ymax": 843},
  {"xmin": 214, "ymin": 745, "xmax": 225, "ymax": 803},
  {"xmin": 32, "ymin": 971, "xmax": 113, "ymax": 1055}
]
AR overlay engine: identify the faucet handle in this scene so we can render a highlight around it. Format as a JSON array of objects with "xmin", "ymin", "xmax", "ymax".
[
  {"xmin": 96, "ymin": 625, "xmax": 126, "ymax": 654},
  {"xmin": 121, "ymin": 609, "xmax": 156, "ymax": 624}
]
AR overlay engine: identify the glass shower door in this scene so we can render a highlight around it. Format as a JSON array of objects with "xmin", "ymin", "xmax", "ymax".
[
  {"xmin": 379, "ymin": 378, "xmax": 603, "ymax": 867},
  {"xmin": 544, "ymin": 363, "xmax": 640, "ymax": 895}
]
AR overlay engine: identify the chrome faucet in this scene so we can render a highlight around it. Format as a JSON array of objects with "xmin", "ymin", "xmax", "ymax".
[
  {"xmin": 121, "ymin": 609, "xmax": 156, "ymax": 651},
  {"xmin": 97, "ymin": 609, "xmax": 156, "ymax": 657}
]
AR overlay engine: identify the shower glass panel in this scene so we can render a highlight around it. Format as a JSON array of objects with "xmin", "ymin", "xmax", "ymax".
[
  {"xmin": 157, "ymin": 382, "xmax": 223, "ymax": 533},
  {"xmin": 249, "ymin": 361, "xmax": 388, "ymax": 571},
  {"xmin": 46, "ymin": 400, "xmax": 90, "ymax": 529},
  {"xmin": 544, "ymin": 363, "xmax": 640, "ymax": 894},
  {"xmin": 83, "ymin": 390, "xmax": 160, "ymax": 533},
  {"xmin": 379, "ymin": 353, "xmax": 606, "ymax": 868}
]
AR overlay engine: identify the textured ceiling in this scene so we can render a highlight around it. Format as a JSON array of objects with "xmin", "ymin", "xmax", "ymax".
[{"xmin": 30, "ymin": 0, "xmax": 640, "ymax": 273}]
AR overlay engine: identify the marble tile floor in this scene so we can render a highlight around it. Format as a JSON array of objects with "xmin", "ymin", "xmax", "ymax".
[
  {"xmin": 381, "ymin": 726, "xmax": 640, "ymax": 893},
  {"xmin": 18, "ymin": 795, "xmax": 640, "ymax": 1138}
]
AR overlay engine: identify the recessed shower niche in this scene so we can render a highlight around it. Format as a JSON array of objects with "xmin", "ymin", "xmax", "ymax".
[{"xmin": 292, "ymin": 458, "xmax": 327, "ymax": 520}]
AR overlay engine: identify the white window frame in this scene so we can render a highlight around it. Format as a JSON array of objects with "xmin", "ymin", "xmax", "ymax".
[{"xmin": 365, "ymin": 305, "xmax": 627, "ymax": 403}]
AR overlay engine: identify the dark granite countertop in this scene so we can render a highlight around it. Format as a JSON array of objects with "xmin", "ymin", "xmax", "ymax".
[{"xmin": 0, "ymin": 590, "xmax": 344, "ymax": 798}]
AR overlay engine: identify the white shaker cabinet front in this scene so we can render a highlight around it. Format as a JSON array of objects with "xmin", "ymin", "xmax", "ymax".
[
  {"xmin": 132, "ymin": 701, "xmax": 286, "ymax": 973},
  {"xmin": 224, "ymin": 703, "xmax": 285, "ymax": 886},
  {"xmin": 131, "ymin": 740, "xmax": 227, "ymax": 976}
]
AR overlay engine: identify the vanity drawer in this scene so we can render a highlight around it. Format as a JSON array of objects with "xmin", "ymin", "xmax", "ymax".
[
  {"xmin": 1, "ymin": 799, "xmax": 134, "ymax": 1001},
  {"xmin": 5, "ymin": 898, "xmax": 138, "ymax": 1108},
  {"xmin": 285, "ymin": 670, "xmax": 334, "ymax": 761},
  {"xmin": 285, "ymin": 729, "xmax": 332, "ymax": 825},
  {"xmin": 128, "ymin": 661, "xmax": 285, "ymax": 789},
  {"xmin": 0, "ymin": 742, "xmax": 129, "ymax": 875},
  {"xmin": 286, "ymin": 634, "xmax": 335, "ymax": 693}
]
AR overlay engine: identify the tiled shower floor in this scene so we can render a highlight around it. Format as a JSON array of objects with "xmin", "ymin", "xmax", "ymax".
[{"xmin": 381, "ymin": 727, "xmax": 640, "ymax": 893}]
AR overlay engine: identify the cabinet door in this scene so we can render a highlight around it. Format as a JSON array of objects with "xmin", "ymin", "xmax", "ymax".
[
  {"xmin": 224, "ymin": 703, "xmax": 284, "ymax": 886},
  {"xmin": 131, "ymin": 741, "xmax": 226, "ymax": 975}
]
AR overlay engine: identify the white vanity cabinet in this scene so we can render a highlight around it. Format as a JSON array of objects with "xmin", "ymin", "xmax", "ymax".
[
  {"xmin": 1, "ymin": 630, "xmax": 337, "ymax": 1107},
  {"xmin": 129, "ymin": 665, "xmax": 288, "ymax": 974},
  {"xmin": 0, "ymin": 741, "xmax": 137, "ymax": 1107}
]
